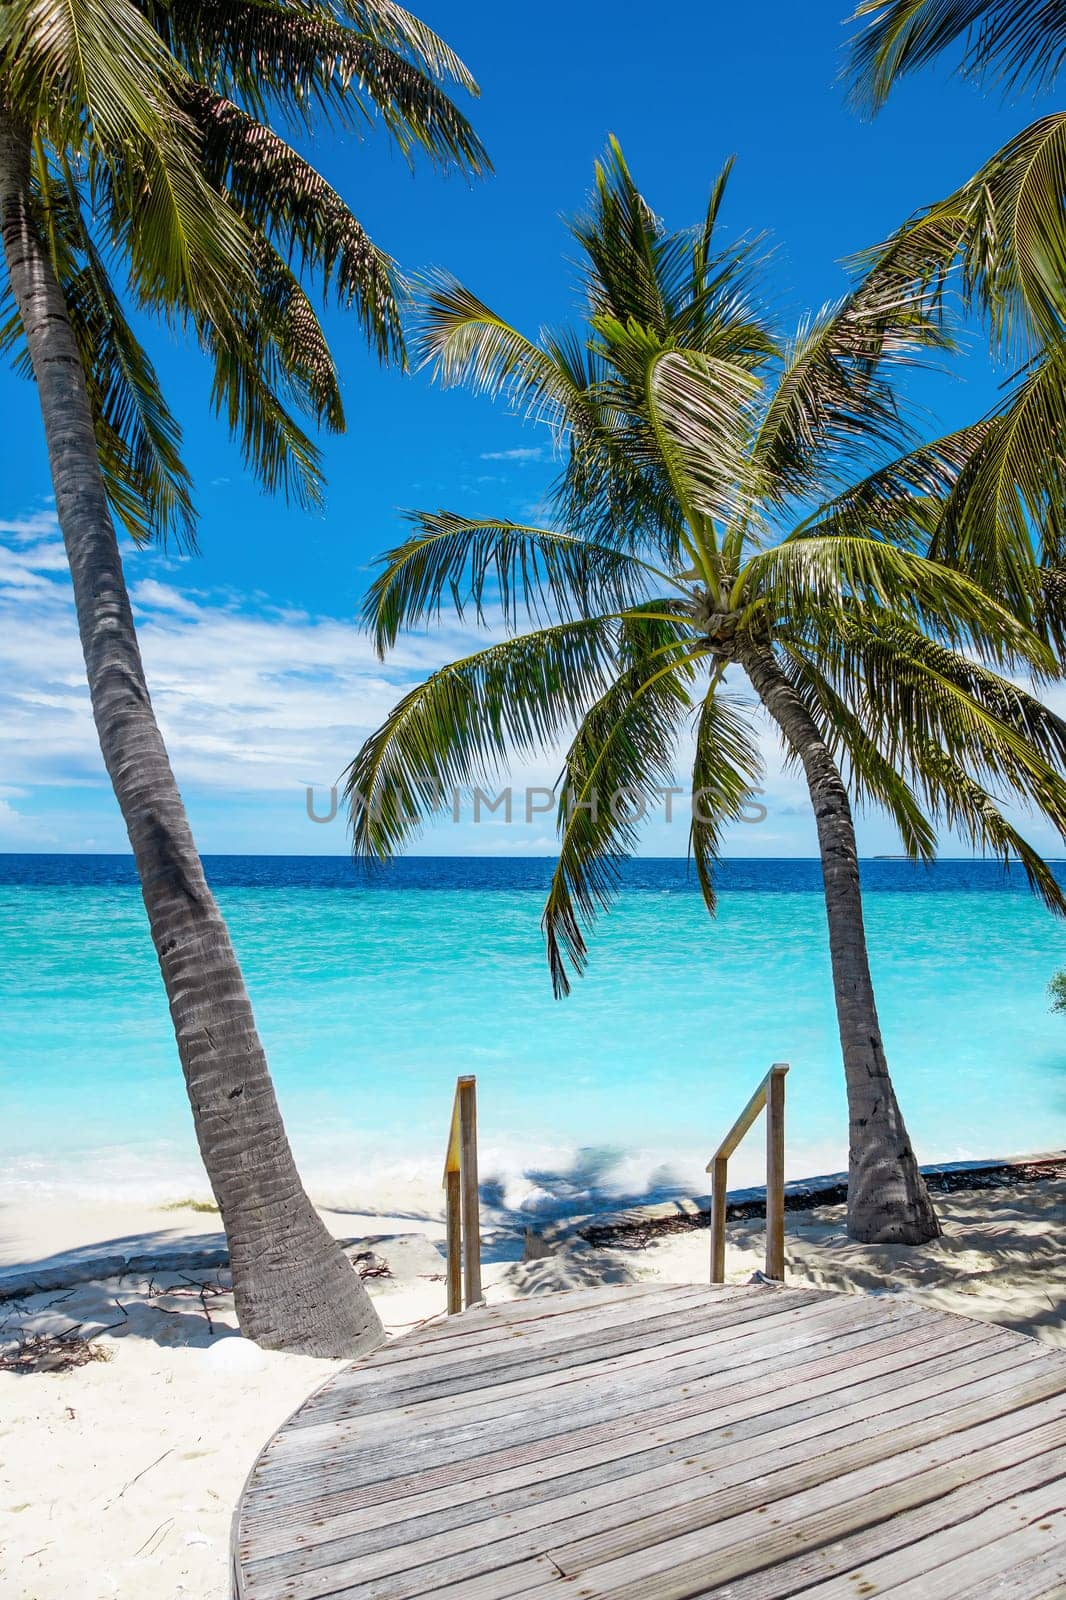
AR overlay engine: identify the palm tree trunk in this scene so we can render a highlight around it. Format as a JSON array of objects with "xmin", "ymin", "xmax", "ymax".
[
  {"xmin": 0, "ymin": 113, "xmax": 384, "ymax": 1356},
  {"xmin": 739, "ymin": 643, "xmax": 940, "ymax": 1245}
]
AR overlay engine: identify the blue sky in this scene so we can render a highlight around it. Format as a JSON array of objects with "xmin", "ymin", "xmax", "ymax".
[{"xmin": 1, "ymin": 0, "xmax": 1062, "ymax": 857}]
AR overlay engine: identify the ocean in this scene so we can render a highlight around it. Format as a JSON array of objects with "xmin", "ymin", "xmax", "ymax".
[{"xmin": 1, "ymin": 854, "xmax": 1064, "ymax": 1213}]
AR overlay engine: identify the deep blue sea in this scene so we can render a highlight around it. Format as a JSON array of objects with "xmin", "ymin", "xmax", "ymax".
[{"xmin": 1, "ymin": 855, "xmax": 1064, "ymax": 1211}]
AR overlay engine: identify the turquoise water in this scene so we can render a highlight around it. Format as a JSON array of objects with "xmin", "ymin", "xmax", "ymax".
[{"xmin": 1, "ymin": 856, "xmax": 1065, "ymax": 1209}]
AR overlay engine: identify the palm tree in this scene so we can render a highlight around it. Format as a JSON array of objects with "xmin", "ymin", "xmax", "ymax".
[
  {"xmin": 347, "ymin": 146, "xmax": 1066, "ymax": 1245},
  {"xmin": 845, "ymin": 3, "xmax": 1066, "ymax": 630},
  {"xmin": 0, "ymin": 0, "xmax": 486, "ymax": 1355},
  {"xmin": 847, "ymin": 3, "xmax": 1065, "ymax": 110}
]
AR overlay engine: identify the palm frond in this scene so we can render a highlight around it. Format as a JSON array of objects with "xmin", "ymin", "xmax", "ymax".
[
  {"xmin": 62, "ymin": 201, "xmax": 195, "ymax": 544},
  {"xmin": 139, "ymin": 0, "xmax": 489, "ymax": 171},
  {"xmin": 738, "ymin": 536, "xmax": 1055, "ymax": 671},
  {"xmin": 570, "ymin": 137, "xmax": 674, "ymax": 335},
  {"xmin": 182, "ymin": 85, "xmax": 404, "ymax": 363},
  {"xmin": 250, "ymin": 239, "xmax": 345, "ymax": 432},
  {"xmin": 934, "ymin": 347, "xmax": 1066, "ymax": 601},
  {"xmin": 618, "ymin": 331, "xmax": 763, "ymax": 535},
  {"xmin": 204, "ymin": 314, "xmax": 326, "ymax": 509},
  {"xmin": 416, "ymin": 275, "xmax": 595, "ymax": 437},
  {"xmin": 800, "ymin": 614, "xmax": 1066, "ymax": 825},
  {"xmin": 782, "ymin": 647, "xmax": 938, "ymax": 861},
  {"xmin": 861, "ymin": 114, "xmax": 1066, "ymax": 354},
  {"xmin": 2, "ymin": 152, "xmax": 195, "ymax": 545},
  {"xmin": 328, "ymin": 0, "xmax": 480, "ymax": 92},
  {"xmin": 544, "ymin": 635, "xmax": 700, "ymax": 995},
  {"xmin": 688, "ymin": 686, "xmax": 766, "ymax": 914},
  {"xmin": 750, "ymin": 282, "xmax": 949, "ymax": 505},
  {"xmin": 363, "ymin": 514, "xmax": 675, "ymax": 653},
  {"xmin": 2, "ymin": 2, "xmax": 262, "ymax": 322},
  {"xmin": 911, "ymin": 739, "xmax": 1066, "ymax": 913},
  {"xmin": 346, "ymin": 617, "xmax": 625, "ymax": 858},
  {"xmin": 795, "ymin": 426, "xmax": 991, "ymax": 548},
  {"xmin": 846, "ymin": 0, "xmax": 1066, "ymax": 111},
  {"xmin": 1, "ymin": 0, "xmax": 178, "ymax": 152}
]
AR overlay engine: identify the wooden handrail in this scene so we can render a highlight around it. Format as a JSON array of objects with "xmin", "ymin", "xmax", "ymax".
[
  {"xmin": 706, "ymin": 1062, "xmax": 788, "ymax": 1284},
  {"xmin": 442, "ymin": 1075, "xmax": 482, "ymax": 1314}
]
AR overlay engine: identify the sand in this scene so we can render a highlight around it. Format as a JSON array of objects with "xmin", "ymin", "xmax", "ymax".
[{"xmin": 2, "ymin": 1178, "xmax": 1064, "ymax": 1600}]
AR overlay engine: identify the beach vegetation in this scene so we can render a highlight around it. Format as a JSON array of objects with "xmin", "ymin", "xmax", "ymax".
[
  {"xmin": 846, "ymin": 4, "xmax": 1066, "ymax": 652},
  {"xmin": 350, "ymin": 146, "xmax": 1066, "ymax": 1246},
  {"xmin": 0, "ymin": 0, "xmax": 486, "ymax": 1355}
]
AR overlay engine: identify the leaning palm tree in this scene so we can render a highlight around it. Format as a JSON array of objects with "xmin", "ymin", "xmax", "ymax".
[
  {"xmin": 0, "ymin": 0, "xmax": 486, "ymax": 1355},
  {"xmin": 846, "ymin": 3, "xmax": 1066, "ymax": 627},
  {"xmin": 348, "ymin": 146, "xmax": 1066, "ymax": 1244}
]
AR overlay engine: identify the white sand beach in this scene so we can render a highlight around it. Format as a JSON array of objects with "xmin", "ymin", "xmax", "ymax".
[{"xmin": 2, "ymin": 1176, "xmax": 1064, "ymax": 1600}]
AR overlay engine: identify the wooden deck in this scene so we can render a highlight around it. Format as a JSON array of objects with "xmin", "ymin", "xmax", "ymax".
[{"xmin": 233, "ymin": 1283, "xmax": 1066, "ymax": 1600}]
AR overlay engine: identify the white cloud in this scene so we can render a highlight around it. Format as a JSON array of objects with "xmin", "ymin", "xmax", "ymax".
[
  {"xmin": 479, "ymin": 447, "xmax": 544, "ymax": 463},
  {"xmin": 5, "ymin": 516, "xmax": 1062, "ymax": 860},
  {"xmin": 128, "ymin": 578, "xmax": 202, "ymax": 615},
  {"xmin": 0, "ymin": 509, "xmax": 60, "ymax": 542},
  {"xmin": 0, "ymin": 526, "xmax": 508, "ymax": 803}
]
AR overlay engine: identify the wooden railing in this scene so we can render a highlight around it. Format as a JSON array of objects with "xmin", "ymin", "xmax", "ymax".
[
  {"xmin": 707, "ymin": 1062, "xmax": 788, "ymax": 1284},
  {"xmin": 442, "ymin": 1074, "xmax": 482, "ymax": 1315}
]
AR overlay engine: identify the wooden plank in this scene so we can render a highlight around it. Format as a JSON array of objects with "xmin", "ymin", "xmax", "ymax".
[
  {"xmin": 244, "ymin": 1328, "xmax": 1041, "ymax": 1538},
  {"xmin": 444, "ymin": 1168, "xmax": 461, "ymax": 1317},
  {"xmin": 501, "ymin": 1447, "xmax": 1066, "ymax": 1600},
  {"xmin": 288, "ymin": 1297, "xmax": 926, "ymax": 1446},
  {"xmin": 244, "ymin": 1336, "xmax": 1061, "ymax": 1564},
  {"xmin": 234, "ymin": 1286, "xmax": 1066, "ymax": 1600},
  {"xmin": 297, "ymin": 1285, "xmax": 745, "ymax": 1402},
  {"xmin": 278, "ymin": 1292, "xmax": 887, "ymax": 1446},
  {"xmin": 665, "ymin": 1415, "xmax": 1066, "ymax": 1598},
  {"xmin": 242, "ymin": 1314, "xmax": 982, "ymax": 1578},
  {"xmin": 764, "ymin": 1065, "xmax": 786, "ymax": 1280},
  {"xmin": 960, "ymin": 1550, "xmax": 1066, "ymax": 1600},
  {"xmin": 549, "ymin": 1410, "xmax": 1066, "ymax": 1579},
  {"xmin": 244, "ymin": 1324, "xmax": 1030, "ymax": 1548},
  {"xmin": 777, "ymin": 1480, "xmax": 1066, "ymax": 1600},
  {"xmin": 386, "ymin": 1283, "xmax": 672, "ymax": 1346},
  {"xmin": 239, "ymin": 1311, "xmax": 1003, "ymax": 1558},
  {"xmin": 249, "ymin": 1323, "xmax": 1035, "ymax": 1500},
  {"xmin": 240, "ymin": 1337, "xmax": 1062, "ymax": 1561},
  {"xmin": 240, "ymin": 1397, "xmax": 1066, "ymax": 1600},
  {"xmin": 276, "ymin": 1289, "xmax": 837, "ymax": 1440},
  {"xmin": 263, "ymin": 1317, "xmax": 985, "ymax": 1504},
  {"xmin": 458, "ymin": 1076, "xmax": 482, "ymax": 1308}
]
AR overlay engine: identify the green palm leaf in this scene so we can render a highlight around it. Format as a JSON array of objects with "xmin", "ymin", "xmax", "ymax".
[
  {"xmin": 182, "ymin": 85, "xmax": 404, "ymax": 363},
  {"xmin": 544, "ymin": 632, "xmax": 701, "ymax": 995},
  {"xmin": 687, "ymin": 687, "xmax": 766, "ymax": 913},
  {"xmin": 750, "ymin": 285, "xmax": 949, "ymax": 504},
  {"xmin": 142, "ymin": 0, "xmax": 488, "ymax": 170},
  {"xmin": 847, "ymin": 0, "xmax": 1066, "ymax": 110},
  {"xmin": 363, "ymin": 514, "xmax": 677, "ymax": 653},
  {"xmin": 934, "ymin": 347, "xmax": 1066, "ymax": 603},
  {"xmin": 738, "ymin": 535, "xmax": 1055, "ymax": 670},
  {"xmin": 861, "ymin": 114, "xmax": 1066, "ymax": 354},
  {"xmin": 346, "ymin": 617, "xmax": 629, "ymax": 859},
  {"xmin": 781, "ymin": 648, "xmax": 937, "ymax": 861},
  {"xmin": 417, "ymin": 276, "xmax": 596, "ymax": 436}
]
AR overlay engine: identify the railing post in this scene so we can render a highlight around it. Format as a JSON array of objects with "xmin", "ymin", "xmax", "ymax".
[
  {"xmin": 764, "ymin": 1064, "xmax": 788, "ymax": 1281},
  {"xmin": 710, "ymin": 1155, "xmax": 728, "ymax": 1284},
  {"xmin": 444, "ymin": 1167, "xmax": 462, "ymax": 1315},
  {"xmin": 457, "ymin": 1075, "xmax": 482, "ymax": 1308},
  {"xmin": 706, "ymin": 1062, "xmax": 789, "ymax": 1285}
]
